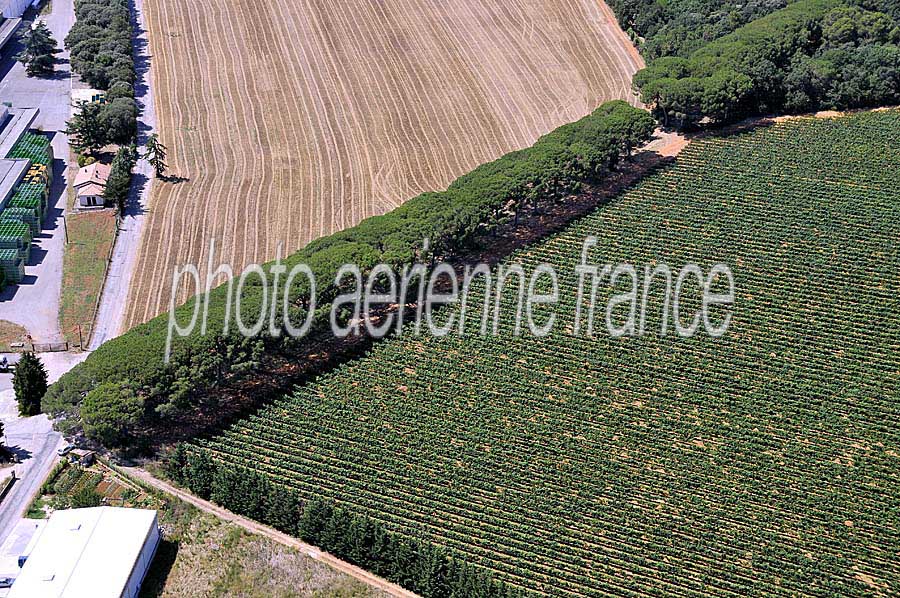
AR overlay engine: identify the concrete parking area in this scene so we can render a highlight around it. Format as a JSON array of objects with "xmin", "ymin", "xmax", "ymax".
[
  {"xmin": 0, "ymin": 1, "xmax": 75, "ymax": 344},
  {"xmin": 0, "ymin": 519, "xmax": 44, "ymax": 596},
  {"xmin": 0, "ymin": 351, "xmax": 86, "ymax": 552}
]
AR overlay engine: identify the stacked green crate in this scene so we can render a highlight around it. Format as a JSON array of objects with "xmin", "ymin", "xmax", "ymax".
[
  {"xmin": 0, "ymin": 248, "xmax": 23, "ymax": 284},
  {"xmin": 0, "ymin": 221, "xmax": 31, "ymax": 262},
  {"xmin": 7, "ymin": 133, "xmax": 52, "ymax": 165},
  {"xmin": 1, "ymin": 207, "xmax": 39, "ymax": 235},
  {"xmin": 8, "ymin": 196, "xmax": 42, "ymax": 221},
  {"xmin": 10, "ymin": 183, "xmax": 48, "ymax": 218}
]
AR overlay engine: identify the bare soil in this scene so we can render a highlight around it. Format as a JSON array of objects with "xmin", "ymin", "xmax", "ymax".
[{"xmin": 124, "ymin": 0, "xmax": 645, "ymax": 327}]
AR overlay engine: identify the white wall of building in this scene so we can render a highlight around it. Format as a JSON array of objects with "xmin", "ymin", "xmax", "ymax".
[
  {"xmin": 122, "ymin": 514, "xmax": 161, "ymax": 598},
  {"xmin": 1, "ymin": 0, "xmax": 31, "ymax": 19}
]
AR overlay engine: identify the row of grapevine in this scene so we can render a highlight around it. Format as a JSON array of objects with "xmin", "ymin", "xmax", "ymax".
[{"xmin": 189, "ymin": 111, "xmax": 900, "ymax": 597}]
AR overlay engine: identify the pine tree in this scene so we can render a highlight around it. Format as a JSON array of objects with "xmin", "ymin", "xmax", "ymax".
[
  {"xmin": 16, "ymin": 22, "xmax": 59, "ymax": 77},
  {"xmin": 66, "ymin": 102, "xmax": 107, "ymax": 155},
  {"xmin": 104, "ymin": 144, "xmax": 138, "ymax": 213},
  {"xmin": 13, "ymin": 353, "xmax": 48, "ymax": 417},
  {"xmin": 144, "ymin": 133, "xmax": 168, "ymax": 179},
  {"xmin": 166, "ymin": 443, "xmax": 189, "ymax": 484}
]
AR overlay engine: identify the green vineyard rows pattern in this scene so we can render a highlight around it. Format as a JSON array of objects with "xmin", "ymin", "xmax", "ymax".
[{"xmin": 192, "ymin": 112, "xmax": 900, "ymax": 597}]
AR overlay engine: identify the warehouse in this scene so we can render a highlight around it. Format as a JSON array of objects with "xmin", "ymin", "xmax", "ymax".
[
  {"xmin": 8, "ymin": 507, "xmax": 161, "ymax": 598},
  {"xmin": 0, "ymin": 0, "xmax": 32, "ymax": 19}
]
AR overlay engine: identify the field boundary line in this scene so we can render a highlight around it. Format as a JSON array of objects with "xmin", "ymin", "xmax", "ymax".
[{"xmin": 123, "ymin": 467, "xmax": 421, "ymax": 598}]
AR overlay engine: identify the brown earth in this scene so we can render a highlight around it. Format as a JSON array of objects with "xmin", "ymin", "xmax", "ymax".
[{"xmin": 125, "ymin": 0, "xmax": 645, "ymax": 327}]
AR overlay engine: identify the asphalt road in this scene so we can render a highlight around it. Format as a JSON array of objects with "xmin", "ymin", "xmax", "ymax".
[{"xmin": 90, "ymin": 0, "xmax": 156, "ymax": 349}]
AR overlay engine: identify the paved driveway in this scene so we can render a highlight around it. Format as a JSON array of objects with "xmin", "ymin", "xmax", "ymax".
[
  {"xmin": 0, "ymin": 351, "xmax": 86, "ymax": 550},
  {"xmin": 90, "ymin": 0, "xmax": 155, "ymax": 349},
  {"xmin": 0, "ymin": 2, "xmax": 75, "ymax": 344}
]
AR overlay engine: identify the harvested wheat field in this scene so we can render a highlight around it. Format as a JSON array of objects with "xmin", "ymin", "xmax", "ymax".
[{"xmin": 126, "ymin": 0, "xmax": 644, "ymax": 326}]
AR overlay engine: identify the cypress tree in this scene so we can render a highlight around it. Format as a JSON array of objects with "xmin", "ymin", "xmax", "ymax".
[
  {"xmin": 298, "ymin": 498, "xmax": 332, "ymax": 544},
  {"xmin": 185, "ymin": 450, "xmax": 215, "ymax": 499},
  {"xmin": 13, "ymin": 353, "xmax": 48, "ymax": 417}
]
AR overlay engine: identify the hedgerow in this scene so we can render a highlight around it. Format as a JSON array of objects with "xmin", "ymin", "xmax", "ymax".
[{"xmin": 44, "ymin": 102, "xmax": 656, "ymax": 436}]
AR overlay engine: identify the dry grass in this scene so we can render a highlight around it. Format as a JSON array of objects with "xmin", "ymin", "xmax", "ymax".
[
  {"xmin": 125, "ymin": 0, "xmax": 644, "ymax": 326},
  {"xmin": 59, "ymin": 210, "xmax": 118, "ymax": 348},
  {"xmin": 141, "ymin": 500, "xmax": 385, "ymax": 598},
  {"xmin": 0, "ymin": 319, "xmax": 28, "ymax": 351}
]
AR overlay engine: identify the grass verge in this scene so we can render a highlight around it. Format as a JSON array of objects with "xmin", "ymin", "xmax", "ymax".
[
  {"xmin": 141, "ymin": 497, "xmax": 385, "ymax": 598},
  {"xmin": 59, "ymin": 210, "xmax": 118, "ymax": 349},
  {"xmin": 0, "ymin": 320, "xmax": 28, "ymax": 351}
]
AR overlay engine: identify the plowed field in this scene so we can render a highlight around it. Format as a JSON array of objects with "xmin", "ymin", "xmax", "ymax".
[{"xmin": 125, "ymin": 0, "xmax": 643, "ymax": 326}]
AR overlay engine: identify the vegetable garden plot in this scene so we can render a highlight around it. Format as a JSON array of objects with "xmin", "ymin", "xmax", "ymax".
[{"xmin": 190, "ymin": 112, "xmax": 900, "ymax": 597}]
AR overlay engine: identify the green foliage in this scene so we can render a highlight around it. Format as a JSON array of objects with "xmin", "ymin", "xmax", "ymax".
[
  {"xmin": 628, "ymin": 0, "xmax": 900, "ymax": 128},
  {"xmin": 80, "ymin": 381, "xmax": 144, "ymax": 447},
  {"xmin": 66, "ymin": 102, "xmax": 107, "ymax": 155},
  {"xmin": 104, "ymin": 143, "xmax": 138, "ymax": 213},
  {"xmin": 181, "ymin": 111, "xmax": 900, "ymax": 596},
  {"xmin": 144, "ymin": 133, "xmax": 167, "ymax": 179},
  {"xmin": 101, "ymin": 97, "xmax": 138, "ymax": 143},
  {"xmin": 67, "ymin": 99, "xmax": 138, "ymax": 154},
  {"xmin": 16, "ymin": 21, "xmax": 59, "ymax": 77},
  {"xmin": 14, "ymin": 353, "xmax": 48, "ymax": 417},
  {"xmin": 45, "ymin": 102, "xmax": 655, "ymax": 448},
  {"xmin": 70, "ymin": 484, "xmax": 103, "ymax": 508},
  {"xmin": 66, "ymin": 0, "xmax": 135, "ymax": 91},
  {"xmin": 170, "ymin": 452, "xmax": 524, "ymax": 598},
  {"xmin": 40, "ymin": 460, "xmax": 69, "ymax": 495}
]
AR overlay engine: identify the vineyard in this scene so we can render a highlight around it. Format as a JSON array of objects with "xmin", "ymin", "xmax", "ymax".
[
  {"xmin": 125, "ymin": 0, "xmax": 643, "ymax": 327},
  {"xmin": 188, "ymin": 111, "xmax": 900, "ymax": 596}
]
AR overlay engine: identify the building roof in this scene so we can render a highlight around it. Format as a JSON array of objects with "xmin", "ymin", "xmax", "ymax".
[
  {"xmin": 75, "ymin": 182, "xmax": 106, "ymax": 197},
  {"xmin": 0, "ymin": 107, "xmax": 38, "ymax": 158},
  {"xmin": 0, "ymin": 17, "xmax": 22, "ymax": 52},
  {"xmin": 8, "ymin": 507, "xmax": 159, "ymax": 598},
  {"xmin": 0, "ymin": 158, "xmax": 28, "ymax": 208},
  {"xmin": 73, "ymin": 162, "xmax": 111, "ymax": 190}
]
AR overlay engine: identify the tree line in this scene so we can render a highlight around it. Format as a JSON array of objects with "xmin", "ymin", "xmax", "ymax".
[
  {"xmin": 43, "ymin": 101, "xmax": 656, "ymax": 447},
  {"xmin": 65, "ymin": 0, "xmax": 139, "ymax": 154},
  {"xmin": 615, "ymin": 0, "xmax": 900, "ymax": 128},
  {"xmin": 167, "ymin": 446, "xmax": 526, "ymax": 598}
]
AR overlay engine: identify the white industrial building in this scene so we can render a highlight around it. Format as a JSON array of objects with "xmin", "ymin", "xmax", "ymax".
[
  {"xmin": 8, "ymin": 507, "xmax": 161, "ymax": 598},
  {"xmin": 0, "ymin": 0, "xmax": 33, "ymax": 19}
]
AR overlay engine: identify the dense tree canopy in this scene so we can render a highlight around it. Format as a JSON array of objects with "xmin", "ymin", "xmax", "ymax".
[
  {"xmin": 618, "ymin": 0, "xmax": 900, "ymax": 128},
  {"xmin": 80, "ymin": 382, "xmax": 144, "ymax": 447},
  {"xmin": 65, "ymin": 0, "xmax": 135, "ymax": 90}
]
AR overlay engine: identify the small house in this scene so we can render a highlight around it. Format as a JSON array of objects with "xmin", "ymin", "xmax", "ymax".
[{"xmin": 73, "ymin": 162, "xmax": 111, "ymax": 209}]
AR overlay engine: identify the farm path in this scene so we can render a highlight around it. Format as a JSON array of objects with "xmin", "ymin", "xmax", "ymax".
[
  {"xmin": 89, "ymin": 0, "xmax": 157, "ymax": 349},
  {"xmin": 124, "ymin": 467, "xmax": 421, "ymax": 598}
]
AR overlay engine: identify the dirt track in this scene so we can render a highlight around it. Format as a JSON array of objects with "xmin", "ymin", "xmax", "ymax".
[
  {"xmin": 124, "ymin": 0, "xmax": 644, "ymax": 326},
  {"xmin": 125, "ymin": 468, "xmax": 420, "ymax": 598}
]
